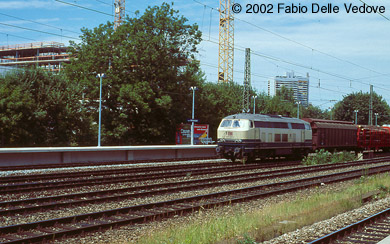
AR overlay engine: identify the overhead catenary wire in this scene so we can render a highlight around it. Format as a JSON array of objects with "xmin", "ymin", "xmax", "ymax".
[
  {"xmin": 0, "ymin": 22, "xmax": 81, "ymax": 41},
  {"xmin": 0, "ymin": 32, "xmax": 36, "ymax": 42},
  {"xmin": 0, "ymin": 12, "xmax": 81, "ymax": 35},
  {"xmin": 357, "ymin": 0, "xmax": 390, "ymax": 21},
  {"xmin": 202, "ymin": 37, "xmax": 390, "ymax": 93},
  {"xmin": 41, "ymin": 0, "xmax": 390, "ymax": 92},
  {"xmin": 54, "ymin": 0, "xmax": 113, "ymax": 17},
  {"xmin": 55, "ymin": 0, "xmax": 135, "ymax": 17},
  {"xmin": 1, "ymin": 0, "xmax": 387, "ymax": 99},
  {"xmin": 191, "ymin": 0, "xmax": 389, "ymax": 89}
]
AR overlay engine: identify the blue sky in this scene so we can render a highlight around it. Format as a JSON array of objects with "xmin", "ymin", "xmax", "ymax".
[{"xmin": 0, "ymin": 0, "xmax": 389, "ymax": 111}]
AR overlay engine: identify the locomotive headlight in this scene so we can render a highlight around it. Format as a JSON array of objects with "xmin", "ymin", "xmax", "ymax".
[{"xmin": 235, "ymin": 139, "xmax": 242, "ymax": 143}]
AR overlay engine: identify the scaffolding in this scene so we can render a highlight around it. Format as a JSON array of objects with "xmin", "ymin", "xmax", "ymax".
[{"xmin": 0, "ymin": 42, "xmax": 70, "ymax": 73}]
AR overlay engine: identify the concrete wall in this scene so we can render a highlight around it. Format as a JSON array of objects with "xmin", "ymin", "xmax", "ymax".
[{"xmin": 0, "ymin": 145, "xmax": 217, "ymax": 166}]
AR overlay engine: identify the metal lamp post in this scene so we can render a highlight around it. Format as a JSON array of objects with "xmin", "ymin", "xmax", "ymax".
[
  {"xmin": 354, "ymin": 110, "xmax": 359, "ymax": 125},
  {"xmin": 190, "ymin": 86, "xmax": 197, "ymax": 145},
  {"xmin": 329, "ymin": 107, "xmax": 333, "ymax": 120},
  {"xmin": 252, "ymin": 95, "xmax": 257, "ymax": 114},
  {"xmin": 97, "ymin": 73, "xmax": 106, "ymax": 147},
  {"xmin": 375, "ymin": 113, "xmax": 379, "ymax": 126},
  {"xmin": 296, "ymin": 101, "xmax": 301, "ymax": 119}
]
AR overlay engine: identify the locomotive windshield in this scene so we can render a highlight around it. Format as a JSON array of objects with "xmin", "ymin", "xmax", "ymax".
[
  {"xmin": 233, "ymin": 120, "xmax": 241, "ymax": 128},
  {"xmin": 220, "ymin": 120, "xmax": 232, "ymax": 127},
  {"xmin": 220, "ymin": 119, "xmax": 243, "ymax": 128}
]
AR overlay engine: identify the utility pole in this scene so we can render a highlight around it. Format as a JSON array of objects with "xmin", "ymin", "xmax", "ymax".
[
  {"xmin": 96, "ymin": 73, "xmax": 106, "ymax": 147},
  {"xmin": 242, "ymin": 48, "xmax": 251, "ymax": 113},
  {"xmin": 296, "ymin": 101, "xmax": 301, "ymax": 119},
  {"xmin": 190, "ymin": 86, "xmax": 198, "ymax": 145},
  {"xmin": 218, "ymin": 0, "xmax": 234, "ymax": 83},
  {"xmin": 252, "ymin": 95, "xmax": 257, "ymax": 114},
  {"xmin": 354, "ymin": 110, "xmax": 359, "ymax": 125},
  {"xmin": 369, "ymin": 84, "xmax": 373, "ymax": 126}
]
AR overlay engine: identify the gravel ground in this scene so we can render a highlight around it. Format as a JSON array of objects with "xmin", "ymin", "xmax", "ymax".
[
  {"xmin": 0, "ymin": 159, "xmax": 230, "ymax": 177},
  {"xmin": 264, "ymin": 196, "xmax": 390, "ymax": 244},
  {"xmin": 1, "ymin": 161, "xmax": 390, "ymax": 243},
  {"xmin": 54, "ymin": 181, "xmax": 390, "ymax": 244},
  {"xmin": 1, "ymin": 163, "xmax": 387, "ymax": 227}
]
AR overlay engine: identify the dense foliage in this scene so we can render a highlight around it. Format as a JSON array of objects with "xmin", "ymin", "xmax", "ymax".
[
  {"xmin": 333, "ymin": 91, "xmax": 390, "ymax": 125},
  {"xmin": 0, "ymin": 69, "xmax": 94, "ymax": 147}
]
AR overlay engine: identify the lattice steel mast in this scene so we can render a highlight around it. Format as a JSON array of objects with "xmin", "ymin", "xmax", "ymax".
[
  {"xmin": 218, "ymin": 0, "xmax": 234, "ymax": 83},
  {"xmin": 243, "ymin": 48, "xmax": 251, "ymax": 112},
  {"xmin": 114, "ymin": 0, "xmax": 125, "ymax": 30}
]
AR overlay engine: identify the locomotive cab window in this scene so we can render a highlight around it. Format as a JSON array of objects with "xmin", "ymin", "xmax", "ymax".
[
  {"xmin": 220, "ymin": 120, "xmax": 232, "ymax": 127},
  {"xmin": 232, "ymin": 120, "xmax": 241, "ymax": 128}
]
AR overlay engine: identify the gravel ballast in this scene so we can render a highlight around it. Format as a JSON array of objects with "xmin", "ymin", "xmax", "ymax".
[{"xmin": 1, "ymin": 160, "xmax": 390, "ymax": 243}]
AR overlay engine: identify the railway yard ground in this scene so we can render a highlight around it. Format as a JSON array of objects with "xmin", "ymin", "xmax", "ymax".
[{"xmin": 0, "ymin": 157, "xmax": 390, "ymax": 243}]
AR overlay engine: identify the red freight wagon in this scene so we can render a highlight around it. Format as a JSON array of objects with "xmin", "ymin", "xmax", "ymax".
[
  {"xmin": 357, "ymin": 125, "xmax": 390, "ymax": 150},
  {"xmin": 382, "ymin": 126, "xmax": 390, "ymax": 150},
  {"xmin": 302, "ymin": 118, "xmax": 358, "ymax": 151}
]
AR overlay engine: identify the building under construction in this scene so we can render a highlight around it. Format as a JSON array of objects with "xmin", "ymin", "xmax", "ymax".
[{"xmin": 0, "ymin": 42, "xmax": 70, "ymax": 73}]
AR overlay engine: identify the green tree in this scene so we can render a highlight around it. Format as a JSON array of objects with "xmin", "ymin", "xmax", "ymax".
[
  {"xmin": 197, "ymin": 82, "xmax": 244, "ymax": 140},
  {"xmin": 0, "ymin": 68, "xmax": 93, "ymax": 147},
  {"xmin": 333, "ymin": 91, "xmax": 390, "ymax": 125},
  {"xmin": 302, "ymin": 104, "xmax": 329, "ymax": 119},
  {"xmin": 276, "ymin": 86, "xmax": 295, "ymax": 103},
  {"xmin": 65, "ymin": 3, "xmax": 203, "ymax": 145}
]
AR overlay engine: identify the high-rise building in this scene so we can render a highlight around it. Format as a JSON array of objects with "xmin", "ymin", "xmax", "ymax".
[
  {"xmin": 0, "ymin": 42, "xmax": 70, "ymax": 73},
  {"xmin": 268, "ymin": 71, "xmax": 309, "ymax": 107}
]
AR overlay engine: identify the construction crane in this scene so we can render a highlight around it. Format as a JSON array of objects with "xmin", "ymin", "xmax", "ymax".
[
  {"xmin": 218, "ymin": 0, "xmax": 234, "ymax": 83},
  {"xmin": 114, "ymin": 0, "xmax": 125, "ymax": 30}
]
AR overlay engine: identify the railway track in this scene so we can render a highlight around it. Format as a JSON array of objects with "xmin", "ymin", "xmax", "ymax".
[
  {"xmin": 0, "ymin": 158, "xmax": 385, "ymax": 216},
  {"xmin": 309, "ymin": 208, "xmax": 390, "ymax": 244},
  {"xmin": 0, "ymin": 157, "xmax": 387, "ymax": 196},
  {"xmin": 1, "ymin": 160, "xmax": 390, "ymax": 243},
  {"xmin": 0, "ymin": 161, "xmax": 302, "ymax": 194},
  {"xmin": 0, "ymin": 160, "xmax": 299, "ymax": 185}
]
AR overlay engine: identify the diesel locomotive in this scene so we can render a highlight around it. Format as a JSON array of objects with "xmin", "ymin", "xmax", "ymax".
[
  {"xmin": 216, "ymin": 113, "xmax": 312, "ymax": 162},
  {"xmin": 216, "ymin": 113, "xmax": 390, "ymax": 162}
]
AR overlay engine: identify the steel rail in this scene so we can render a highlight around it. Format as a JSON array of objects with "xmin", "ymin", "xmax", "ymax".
[
  {"xmin": 0, "ymin": 161, "xmax": 242, "ymax": 184},
  {"xmin": 0, "ymin": 159, "xmax": 382, "ymax": 216},
  {"xmin": 1, "ymin": 164, "xmax": 390, "ymax": 244},
  {"xmin": 308, "ymin": 208, "xmax": 390, "ymax": 244},
  {"xmin": 1, "ymin": 157, "xmax": 387, "ymax": 194},
  {"xmin": 0, "ymin": 162, "xmax": 301, "ymax": 194}
]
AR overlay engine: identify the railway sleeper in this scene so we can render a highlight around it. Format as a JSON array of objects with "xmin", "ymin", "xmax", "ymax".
[
  {"xmin": 363, "ymin": 229, "xmax": 389, "ymax": 238},
  {"xmin": 21, "ymin": 231, "xmax": 41, "ymax": 237},
  {"xmin": 1, "ymin": 235, "xmax": 24, "ymax": 241},
  {"xmin": 37, "ymin": 227, "xmax": 57, "ymax": 234},
  {"xmin": 348, "ymin": 234, "xmax": 384, "ymax": 242}
]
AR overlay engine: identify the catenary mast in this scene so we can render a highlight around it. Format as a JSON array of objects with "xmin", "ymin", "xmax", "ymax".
[
  {"xmin": 242, "ymin": 48, "xmax": 251, "ymax": 112},
  {"xmin": 114, "ymin": 0, "xmax": 125, "ymax": 30}
]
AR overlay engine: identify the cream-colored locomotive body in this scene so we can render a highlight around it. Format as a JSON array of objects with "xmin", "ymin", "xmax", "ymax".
[{"xmin": 216, "ymin": 114, "xmax": 312, "ymax": 162}]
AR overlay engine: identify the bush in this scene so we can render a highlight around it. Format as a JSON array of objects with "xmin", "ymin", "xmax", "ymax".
[{"xmin": 302, "ymin": 149, "xmax": 357, "ymax": 166}]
